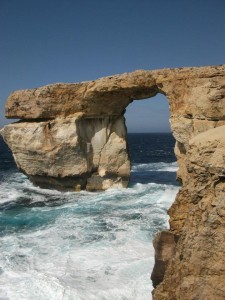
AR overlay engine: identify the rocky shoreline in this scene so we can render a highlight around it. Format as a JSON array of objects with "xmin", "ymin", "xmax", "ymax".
[{"xmin": 1, "ymin": 64, "xmax": 225, "ymax": 299}]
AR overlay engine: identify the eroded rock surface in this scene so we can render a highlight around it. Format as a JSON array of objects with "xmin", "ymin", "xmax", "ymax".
[
  {"xmin": 1, "ymin": 115, "xmax": 130, "ymax": 191},
  {"xmin": 1, "ymin": 64, "xmax": 225, "ymax": 299},
  {"xmin": 153, "ymin": 126, "xmax": 225, "ymax": 300}
]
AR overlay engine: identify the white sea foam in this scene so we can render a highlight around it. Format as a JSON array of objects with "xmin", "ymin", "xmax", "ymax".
[
  {"xmin": 0, "ymin": 162, "xmax": 179, "ymax": 300},
  {"xmin": 131, "ymin": 161, "xmax": 178, "ymax": 172}
]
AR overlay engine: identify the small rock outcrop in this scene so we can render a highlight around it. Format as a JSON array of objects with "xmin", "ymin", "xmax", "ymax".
[{"xmin": 1, "ymin": 64, "xmax": 225, "ymax": 299}]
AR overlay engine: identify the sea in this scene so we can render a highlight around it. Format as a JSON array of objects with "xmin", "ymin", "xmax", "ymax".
[{"xmin": 0, "ymin": 133, "xmax": 179, "ymax": 300}]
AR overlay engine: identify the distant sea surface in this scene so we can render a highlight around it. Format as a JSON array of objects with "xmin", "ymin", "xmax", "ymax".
[{"xmin": 0, "ymin": 133, "xmax": 179, "ymax": 300}]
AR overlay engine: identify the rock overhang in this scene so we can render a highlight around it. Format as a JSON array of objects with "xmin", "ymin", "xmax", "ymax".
[{"xmin": 5, "ymin": 65, "xmax": 225, "ymax": 120}]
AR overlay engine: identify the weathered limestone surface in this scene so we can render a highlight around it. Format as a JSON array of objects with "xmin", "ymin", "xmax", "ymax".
[
  {"xmin": 153, "ymin": 126, "xmax": 225, "ymax": 300},
  {"xmin": 151, "ymin": 231, "xmax": 178, "ymax": 288},
  {"xmin": 1, "ymin": 115, "xmax": 130, "ymax": 191},
  {"xmin": 5, "ymin": 65, "xmax": 225, "ymax": 121},
  {"xmin": 1, "ymin": 64, "xmax": 225, "ymax": 299}
]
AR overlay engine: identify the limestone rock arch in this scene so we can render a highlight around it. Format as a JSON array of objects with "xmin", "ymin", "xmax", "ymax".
[{"xmin": 2, "ymin": 65, "xmax": 225, "ymax": 191}]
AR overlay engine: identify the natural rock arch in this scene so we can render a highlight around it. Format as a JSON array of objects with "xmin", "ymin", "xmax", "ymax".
[
  {"xmin": 1, "ymin": 65, "xmax": 225, "ymax": 299},
  {"xmin": 2, "ymin": 65, "xmax": 225, "ymax": 192}
]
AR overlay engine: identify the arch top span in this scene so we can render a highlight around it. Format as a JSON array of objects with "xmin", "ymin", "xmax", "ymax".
[{"xmin": 5, "ymin": 65, "xmax": 225, "ymax": 121}]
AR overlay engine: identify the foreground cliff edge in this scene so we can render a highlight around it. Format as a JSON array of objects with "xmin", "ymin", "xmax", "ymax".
[{"xmin": 1, "ymin": 65, "xmax": 225, "ymax": 299}]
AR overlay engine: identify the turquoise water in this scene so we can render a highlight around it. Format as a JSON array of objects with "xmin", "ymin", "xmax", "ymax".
[{"xmin": 0, "ymin": 134, "xmax": 179, "ymax": 300}]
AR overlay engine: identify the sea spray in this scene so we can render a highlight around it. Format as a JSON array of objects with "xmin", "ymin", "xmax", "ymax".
[{"xmin": 0, "ymin": 133, "xmax": 179, "ymax": 300}]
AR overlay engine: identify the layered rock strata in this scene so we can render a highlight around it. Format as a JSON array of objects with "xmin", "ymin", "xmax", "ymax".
[
  {"xmin": 1, "ymin": 64, "xmax": 225, "ymax": 298},
  {"xmin": 152, "ymin": 126, "xmax": 225, "ymax": 300}
]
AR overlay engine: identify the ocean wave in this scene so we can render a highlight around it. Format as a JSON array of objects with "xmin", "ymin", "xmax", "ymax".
[
  {"xmin": 131, "ymin": 161, "xmax": 178, "ymax": 172},
  {"xmin": 0, "ymin": 152, "xmax": 180, "ymax": 300},
  {"xmin": 0, "ymin": 168, "xmax": 179, "ymax": 299}
]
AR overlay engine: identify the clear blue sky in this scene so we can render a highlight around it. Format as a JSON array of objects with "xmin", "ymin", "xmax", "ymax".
[{"xmin": 0, "ymin": 0, "xmax": 224, "ymax": 132}]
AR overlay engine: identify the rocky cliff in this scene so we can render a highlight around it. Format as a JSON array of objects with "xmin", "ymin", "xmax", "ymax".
[
  {"xmin": 1, "ymin": 65, "xmax": 225, "ymax": 298},
  {"xmin": 152, "ymin": 125, "xmax": 225, "ymax": 300}
]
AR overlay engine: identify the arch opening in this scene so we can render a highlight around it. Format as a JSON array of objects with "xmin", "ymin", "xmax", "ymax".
[
  {"xmin": 125, "ymin": 93, "xmax": 170, "ymax": 133},
  {"xmin": 124, "ymin": 94, "xmax": 180, "ymax": 291},
  {"xmin": 124, "ymin": 94, "xmax": 179, "ymax": 187}
]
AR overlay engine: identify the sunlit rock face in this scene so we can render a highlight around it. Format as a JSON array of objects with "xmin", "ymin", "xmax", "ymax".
[
  {"xmin": 153, "ymin": 125, "xmax": 225, "ymax": 300},
  {"xmin": 1, "ymin": 64, "xmax": 225, "ymax": 299},
  {"xmin": 1, "ymin": 115, "xmax": 130, "ymax": 191}
]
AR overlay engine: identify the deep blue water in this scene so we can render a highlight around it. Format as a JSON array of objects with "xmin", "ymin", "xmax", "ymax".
[
  {"xmin": 128, "ymin": 133, "xmax": 177, "ymax": 186},
  {"xmin": 0, "ymin": 133, "xmax": 179, "ymax": 300}
]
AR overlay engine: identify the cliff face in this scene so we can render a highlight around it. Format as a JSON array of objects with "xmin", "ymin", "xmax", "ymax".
[
  {"xmin": 152, "ymin": 125, "xmax": 225, "ymax": 300},
  {"xmin": 1, "ymin": 65, "xmax": 225, "ymax": 298}
]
